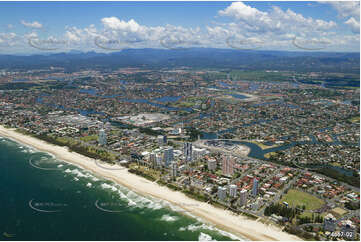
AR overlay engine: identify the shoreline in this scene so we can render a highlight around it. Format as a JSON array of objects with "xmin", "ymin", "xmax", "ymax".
[{"xmin": 0, "ymin": 125, "xmax": 301, "ymax": 241}]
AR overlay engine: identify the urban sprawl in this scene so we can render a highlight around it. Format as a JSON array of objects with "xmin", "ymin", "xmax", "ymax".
[{"xmin": 0, "ymin": 67, "xmax": 359, "ymax": 240}]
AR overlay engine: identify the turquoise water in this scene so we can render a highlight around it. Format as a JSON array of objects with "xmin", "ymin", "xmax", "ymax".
[{"xmin": 0, "ymin": 137, "xmax": 243, "ymax": 241}]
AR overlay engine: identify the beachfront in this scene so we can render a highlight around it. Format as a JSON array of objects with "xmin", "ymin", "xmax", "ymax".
[{"xmin": 0, "ymin": 125, "xmax": 301, "ymax": 241}]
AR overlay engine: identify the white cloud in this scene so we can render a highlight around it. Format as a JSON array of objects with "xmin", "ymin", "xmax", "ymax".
[
  {"xmin": 24, "ymin": 31, "xmax": 38, "ymax": 39},
  {"xmin": 101, "ymin": 17, "xmax": 141, "ymax": 32},
  {"xmin": 65, "ymin": 30, "xmax": 81, "ymax": 42},
  {"xmin": 21, "ymin": 20, "xmax": 42, "ymax": 28},
  {"xmin": 322, "ymin": 1, "xmax": 359, "ymax": 33},
  {"xmin": 209, "ymin": 1, "xmax": 343, "ymax": 51},
  {"xmin": 219, "ymin": 1, "xmax": 269, "ymax": 22},
  {"xmin": 345, "ymin": 17, "xmax": 360, "ymax": 33},
  {"xmin": 218, "ymin": 2, "xmax": 336, "ymax": 34},
  {"xmin": 326, "ymin": 1, "xmax": 360, "ymax": 20},
  {"xmin": 0, "ymin": 32, "xmax": 17, "ymax": 47},
  {"xmin": 3, "ymin": 3, "xmax": 358, "ymax": 53}
]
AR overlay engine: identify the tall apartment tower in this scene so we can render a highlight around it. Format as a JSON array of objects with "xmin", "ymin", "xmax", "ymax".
[
  {"xmin": 229, "ymin": 184, "xmax": 237, "ymax": 198},
  {"xmin": 252, "ymin": 178, "xmax": 259, "ymax": 196},
  {"xmin": 157, "ymin": 135, "xmax": 167, "ymax": 146},
  {"xmin": 217, "ymin": 186, "xmax": 227, "ymax": 200},
  {"xmin": 98, "ymin": 128, "xmax": 107, "ymax": 146},
  {"xmin": 183, "ymin": 142, "xmax": 193, "ymax": 162},
  {"xmin": 170, "ymin": 161, "xmax": 178, "ymax": 178},
  {"xmin": 163, "ymin": 146, "xmax": 174, "ymax": 167},
  {"xmin": 323, "ymin": 214, "xmax": 337, "ymax": 232},
  {"xmin": 149, "ymin": 152, "xmax": 157, "ymax": 168},
  {"xmin": 207, "ymin": 158, "xmax": 217, "ymax": 171},
  {"xmin": 239, "ymin": 189, "xmax": 248, "ymax": 207},
  {"xmin": 222, "ymin": 155, "xmax": 234, "ymax": 176}
]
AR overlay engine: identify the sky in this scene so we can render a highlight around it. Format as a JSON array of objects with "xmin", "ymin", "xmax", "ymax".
[{"xmin": 0, "ymin": 1, "xmax": 359, "ymax": 54}]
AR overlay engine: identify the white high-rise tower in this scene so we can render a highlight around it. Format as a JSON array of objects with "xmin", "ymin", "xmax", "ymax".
[{"xmin": 98, "ymin": 129, "xmax": 107, "ymax": 146}]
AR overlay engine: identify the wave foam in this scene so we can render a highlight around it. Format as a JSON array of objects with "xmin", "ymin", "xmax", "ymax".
[
  {"xmin": 180, "ymin": 223, "xmax": 245, "ymax": 241},
  {"xmin": 198, "ymin": 232, "xmax": 214, "ymax": 241},
  {"xmin": 160, "ymin": 214, "xmax": 179, "ymax": 222},
  {"xmin": 64, "ymin": 168, "xmax": 99, "ymax": 182},
  {"xmin": 100, "ymin": 183, "xmax": 118, "ymax": 192}
]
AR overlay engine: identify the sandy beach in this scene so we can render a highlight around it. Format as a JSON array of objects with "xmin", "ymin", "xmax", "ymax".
[{"xmin": 0, "ymin": 125, "xmax": 301, "ymax": 241}]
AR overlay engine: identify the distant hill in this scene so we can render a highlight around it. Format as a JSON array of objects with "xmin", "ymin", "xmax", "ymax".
[{"xmin": 0, "ymin": 48, "xmax": 359, "ymax": 73}]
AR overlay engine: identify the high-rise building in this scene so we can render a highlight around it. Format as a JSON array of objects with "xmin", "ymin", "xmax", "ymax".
[
  {"xmin": 163, "ymin": 146, "xmax": 174, "ymax": 167},
  {"xmin": 163, "ymin": 135, "xmax": 167, "ymax": 144},
  {"xmin": 104, "ymin": 121, "xmax": 112, "ymax": 131},
  {"xmin": 170, "ymin": 161, "xmax": 178, "ymax": 178},
  {"xmin": 341, "ymin": 221, "xmax": 355, "ymax": 240},
  {"xmin": 222, "ymin": 155, "xmax": 234, "ymax": 176},
  {"xmin": 156, "ymin": 155, "xmax": 162, "ymax": 167},
  {"xmin": 149, "ymin": 152, "xmax": 157, "ymax": 168},
  {"xmin": 183, "ymin": 142, "xmax": 192, "ymax": 162},
  {"xmin": 207, "ymin": 158, "xmax": 217, "ymax": 171},
  {"xmin": 323, "ymin": 213, "xmax": 336, "ymax": 232},
  {"xmin": 229, "ymin": 184, "xmax": 237, "ymax": 198},
  {"xmin": 217, "ymin": 186, "xmax": 227, "ymax": 200},
  {"xmin": 252, "ymin": 178, "xmax": 259, "ymax": 196},
  {"xmin": 158, "ymin": 135, "xmax": 167, "ymax": 146},
  {"xmin": 239, "ymin": 189, "xmax": 248, "ymax": 207},
  {"xmin": 98, "ymin": 129, "xmax": 107, "ymax": 146},
  {"xmin": 193, "ymin": 147, "xmax": 207, "ymax": 160}
]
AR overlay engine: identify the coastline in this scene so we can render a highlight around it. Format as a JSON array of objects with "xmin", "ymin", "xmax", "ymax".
[{"xmin": 0, "ymin": 125, "xmax": 301, "ymax": 241}]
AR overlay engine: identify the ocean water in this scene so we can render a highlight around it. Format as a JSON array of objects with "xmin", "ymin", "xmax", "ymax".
[{"xmin": 0, "ymin": 136, "xmax": 244, "ymax": 241}]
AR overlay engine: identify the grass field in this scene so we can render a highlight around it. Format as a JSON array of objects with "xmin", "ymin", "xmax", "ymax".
[
  {"xmin": 129, "ymin": 164, "xmax": 161, "ymax": 180},
  {"xmin": 280, "ymin": 189, "xmax": 325, "ymax": 210},
  {"xmin": 229, "ymin": 70, "xmax": 293, "ymax": 82},
  {"xmin": 249, "ymin": 140, "xmax": 279, "ymax": 149},
  {"xmin": 331, "ymin": 207, "xmax": 347, "ymax": 218},
  {"xmin": 264, "ymin": 152, "xmax": 277, "ymax": 159},
  {"xmin": 80, "ymin": 134, "xmax": 98, "ymax": 142}
]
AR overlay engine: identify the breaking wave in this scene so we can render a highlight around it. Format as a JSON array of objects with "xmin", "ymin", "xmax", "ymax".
[
  {"xmin": 179, "ymin": 223, "xmax": 246, "ymax": 241},
  {"xmin": 198, "ymin": 232, "xmax": 214, "ymax": 241},
  {"xmin": 160, "ymin": 214, "xmax": 179, "ymax": 222}
]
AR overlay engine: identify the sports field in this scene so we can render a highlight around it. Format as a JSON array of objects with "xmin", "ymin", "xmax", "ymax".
[{"xmin": 280, "ymin": 189, "xmax": 325, "ymax": 210}]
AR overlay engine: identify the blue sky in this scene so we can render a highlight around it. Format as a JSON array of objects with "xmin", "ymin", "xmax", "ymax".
[{"xmin": 0, "ymin": 1, "xmax": 359, "ymax": 54}]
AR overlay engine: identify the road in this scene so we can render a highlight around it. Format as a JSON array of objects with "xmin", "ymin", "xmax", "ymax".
[{"xmin": 257, "ymin": 174, "xmax": 301, "ymax": 216}]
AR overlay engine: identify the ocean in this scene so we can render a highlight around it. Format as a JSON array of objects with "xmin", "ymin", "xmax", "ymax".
[{"xmin": 0, "ymin": 136, "xmax": 243, "ymax": 241}]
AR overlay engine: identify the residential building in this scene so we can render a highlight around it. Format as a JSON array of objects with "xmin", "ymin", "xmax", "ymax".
[
  {"xmin": 222, "ymin": 155, "xmax": 234, "ymax": 176},
  {"xmin": 98, "ymin": 128, "xmax": 107, "ymax": 146},
  {"xmin": 149, "ymin": 152, "xmax": 157, "ymax": 168},
  {"xmin": 207, "ymin": 158, "xmax": 217, "ymax": 171},
  {"xmin": 239, "ymin": 189, "xmax": 248, "ymax": 206},
  {"xmin": 323, "ymin": 213, "xmax": 336, "ymax": 232},
  {"xmin": 229, "ymin": 184, "xmax": 237, "ymax": 198},
  {"xmin": 252, "ymin": 178, "xmax": 259, "ymax": 196},
  {"xmin": 163, "ymin": 146, "xmax": 174, "ymax": 167},
  {"xmin": 341, "ymin": 220, "xmax": 355, "ymax": 240},
  {"xmin": 156, "ymin": 154, "xmax": 162, "ymax": 167},
  {"xmin": 163, "ymin": 135, "xmax": 167, "ymax": 144},
  {"xmin": 183, "ymin": 142, "xmax": 192, "ymax": 162},
  {"xmin": 170, "ymin": 161, "xmax": 178, "ymax": 178},
  {"xmin": 192, "ymin": 147, "xmax": 207, "ymax": 160},
  {"xmin": 217, "ymin": 186, "xmax": 227, "ymax": 200},
  {"xmin": 158, "ymin": 135, "xmax": 167, "ymax": 146}
]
